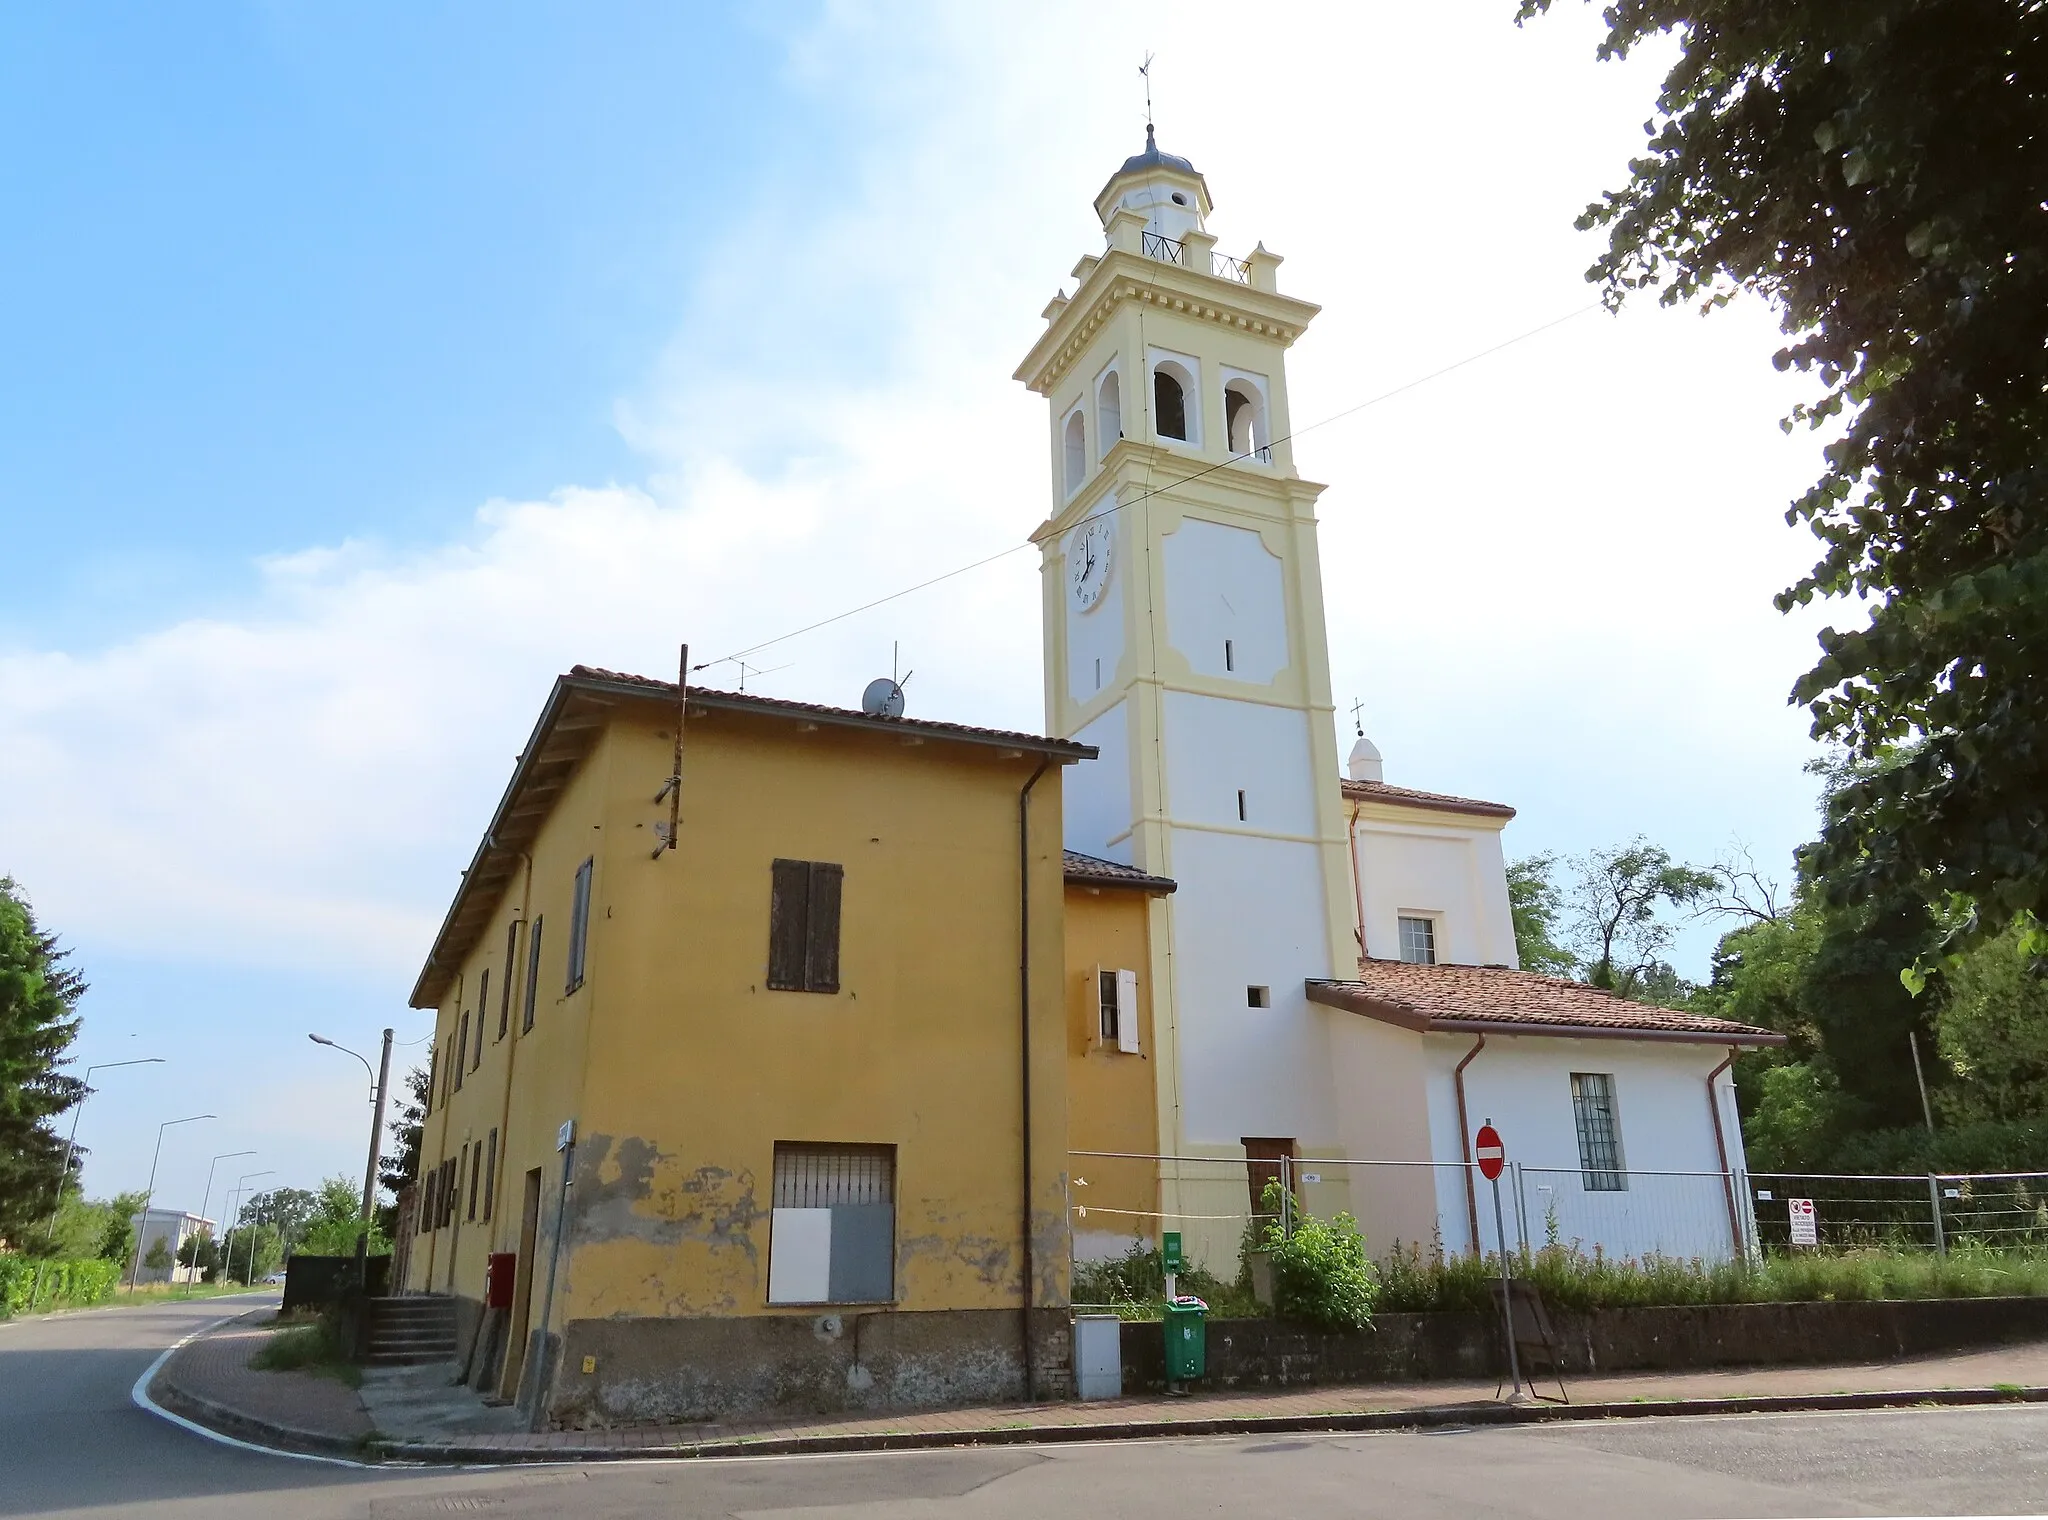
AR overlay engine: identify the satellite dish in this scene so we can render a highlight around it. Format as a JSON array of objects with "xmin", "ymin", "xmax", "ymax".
[{"xmin": 861, "ymin": 678, "xmax": 906, "ymax": 718}]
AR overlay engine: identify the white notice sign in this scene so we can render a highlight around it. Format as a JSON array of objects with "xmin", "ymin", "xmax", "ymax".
[{"xmin": 1789, "ymin": 1197, "xmax": 1818, "ymax": 1247}]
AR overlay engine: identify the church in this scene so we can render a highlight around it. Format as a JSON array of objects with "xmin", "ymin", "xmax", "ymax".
[
  {"xmin": 398, "ymin": 131, "xmax": 1784, "ymax": 1429},
  {"xmin": 1016, "ymin": 129, "xmax": 1782, "ymax": 1273}
]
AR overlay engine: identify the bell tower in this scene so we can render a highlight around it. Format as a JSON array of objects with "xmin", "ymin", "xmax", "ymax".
[{"xmin": 1015, "ymin": 133, "xmax": 1357, "ymax": 1166}]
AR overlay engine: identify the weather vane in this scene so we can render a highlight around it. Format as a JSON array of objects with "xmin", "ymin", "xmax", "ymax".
[{"xmin": 1139, "ymin": 52, "xmax": 1155, "ymax": 132}]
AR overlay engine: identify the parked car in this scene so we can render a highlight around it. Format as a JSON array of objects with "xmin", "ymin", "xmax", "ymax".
[{"xmin": 262, "ymin": 1271, "xmax": 287, "ymax": 1285}]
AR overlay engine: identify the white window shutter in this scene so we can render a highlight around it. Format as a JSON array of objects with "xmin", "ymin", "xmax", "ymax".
[
  {"xmin": 1115, "ymin": 968, "xmax": 1140, "ymax": 1053},
  {"xmin": 1092, "ymin": 963, "xmax": 1106, "ymax": 1046}
]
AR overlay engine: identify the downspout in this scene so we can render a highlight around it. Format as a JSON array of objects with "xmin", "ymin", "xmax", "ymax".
[
  {"xmin": 1345, "ymin": 802, "xmax": 1368, "ymax": 967},
  {"xmin": 1017, "ymin": 759, "xmax": 1052, "ymax": 1401},
  {"xmin": 1452, "ymin": 1034, "xmax": 1486, "ymax": 1255},
  {"xmin": 1706, "ymin": 1047, "xmax": 1743, "ymax": 1259}
]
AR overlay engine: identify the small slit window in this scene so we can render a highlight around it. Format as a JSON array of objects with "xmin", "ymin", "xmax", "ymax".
[
  {"xmin": 1398, "ymin": 915, "xmax": 1437, "ymax": 965},
  {"xmin": 1236, "ymin": 788, "xmax": 1247, "ymax": 821},
  {"xmin": 1246, "ymin": 985, "xmax": 1271, "ymax": 1009},
  {"xmin": 1572, "ymin": 1073, "xmax": 1627, "ymax": 1191}
]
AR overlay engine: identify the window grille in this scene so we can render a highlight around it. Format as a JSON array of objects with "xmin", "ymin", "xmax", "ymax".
[
  {"xmin": 769, "ymin": 1143, "xmax": 896, "ymax": 1305},
  {"xmin": 1398, "ymin": 915, "xmax": 1437, "ymax": 965},
  {"xmin": 1572, "ymin": 1072, "xmax": 1627, "ymax": 1191},
  {"xmin": 772, "ymin": 1143, "xmax": 894, "ymax": 1208}
]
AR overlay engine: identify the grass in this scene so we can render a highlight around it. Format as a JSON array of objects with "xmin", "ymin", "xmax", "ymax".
[{"xmin": 250, "ymin": 1311, "xmax": 362, "ymax": 1388}]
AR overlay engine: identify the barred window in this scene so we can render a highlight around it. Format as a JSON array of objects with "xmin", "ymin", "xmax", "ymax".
[
  {"xmin": 767, "ymin": 1143, "xmax": 894, "ymax": 1305},
  {"xmin": 1571, "ymin": 1072, "xmax": 1626, "ymax": 1191},
  {"xmin": 1398, "ymin": 915, "xmax": 1437, "ymax": 965}
]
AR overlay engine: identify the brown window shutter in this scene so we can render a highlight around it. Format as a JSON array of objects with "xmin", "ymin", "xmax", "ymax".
[
  {"xmin": 767, "ymin": 858, "xmax": 810, "ymax": 990},
  {"xmin": 806, "ymin": 862, "xmax": 843, "ymax": 993}
]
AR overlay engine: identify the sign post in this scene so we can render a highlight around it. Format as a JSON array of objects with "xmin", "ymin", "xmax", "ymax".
[
  {"xmin": 1475, "ymin": 1121, "xmax": 1523, "ymax": 1403},
  {"xmin": 1162, "ymin": 1230, "xmax": 1183, "ymax": 1302},
  {"xmin": 1789, "ymin": 1197, "xmax": 1818, "ymax": 1248}
]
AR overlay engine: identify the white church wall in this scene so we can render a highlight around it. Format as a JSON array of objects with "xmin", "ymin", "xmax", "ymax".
[
  {"xmin": 1352, "ymin": 817, "xmax": 1518, "ymax": 967},
  {"xmin": 1168, "ymin": 828, "xmax": 1336, "ymax": 1145},
  {"xmin": 1323, "ymin": 1012, "xmax": 1440, "ymax": 1257},
  {"xmin": 1163, "ymin": 692, "xmax": 1316, "ymax": 837},
  {"xmin": 1064, "ymin": 515, "xmax": 1126, "ymax": 704},
  {"xmin": 1064, "ymin": 703, "xmax": 1133, "ymax": 863},
  {"xmin": 1424, "ymin": 1032, "xmax": 1748, "ymax": 1263},
  {"xmin": 1161, "ymin": 518, "xmax": 1289, "ymax": 684}
]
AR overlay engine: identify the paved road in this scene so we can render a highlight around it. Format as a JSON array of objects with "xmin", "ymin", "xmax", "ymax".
[{"xmin": 7, "ymin": 1293, "xmax": 2048, "ymax": 1518}]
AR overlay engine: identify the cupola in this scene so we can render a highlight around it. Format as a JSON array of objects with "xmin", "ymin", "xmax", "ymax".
[
  {"xmin": 1093, "ymin": 125, "xmax": 1212, "ymax": 241},
  {"xmin": 1347, "ymin": 733, "xmax": 1385, "ymax": 784}
]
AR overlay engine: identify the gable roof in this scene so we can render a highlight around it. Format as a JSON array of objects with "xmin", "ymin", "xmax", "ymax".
[
  {"xmin": 1063, "ymin": 850, "xmax": 1176, "ymax": 894},
  {"xmin": 1340, "ymin": 778, "xmax": 1517, "ymax": 820},
  {"xmin": 411, "ymin": 667, "xmax": 1095, "ymax": 1008},
  {"xmin": 1307, "ymin": 961, "xmax": 1784, "ymax": 1046}
]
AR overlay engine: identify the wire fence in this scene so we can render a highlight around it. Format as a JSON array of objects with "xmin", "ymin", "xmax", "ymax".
[{"xmin": 1067, "ymin": 1150, "xmax": 2048, "ymax": 1281}]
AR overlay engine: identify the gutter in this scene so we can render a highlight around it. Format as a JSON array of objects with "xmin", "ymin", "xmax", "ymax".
[
  {"xmin": 1017, "ymin": 760, "xmax": 1052, "ymax": 1401},
  {"xmin": 1706, "ymin": 1047, "xmax": 1743, "ymax": 1259},
  {"xmin": 1452, "ymin": 1035, "xmax": 1486, "ymax": 1254}
]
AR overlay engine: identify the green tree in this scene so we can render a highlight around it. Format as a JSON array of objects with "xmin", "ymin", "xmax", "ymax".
[
  {"xmin": 95, "ymin": 1190, "xmax": 146, "ymax": 1264},
  {"xmin": 142, "ymin": 1237, "xmax": 171, "ymax": 1274},
  {"xmin": 1507, "ymin": 855, "xmax": 1578, "ymax": 976},
  {"xmin": 238, "ymin": 1187, "xmax": 317, "ymax": 1252},
  {"xmin": 1518, "ymin": 0, "xmax": 2048, "ymax": 947},
  {"xmin": 1934, "ymin": 916, "xmax": 2048, "ymax": 1124},
  {"xmin": 296, "ymin": 1174, "xmax": 387, "ymax": 1256},
  {"xmin": 1563, "ymin": 839, "xmax": 1715, "ymax": 998},
  {"xmin": 177, "ymin": 1228, "xmax": 219, "ymax": 1280},
  {"xmin": 379, "ymin": 1064, "xmax": 430, "ymax": 1198},
  {"xmin": 0, "ymin": 878, "xmax": 87, "ymax": 1244}
]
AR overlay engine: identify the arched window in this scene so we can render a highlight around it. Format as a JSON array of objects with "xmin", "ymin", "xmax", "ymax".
[
  {"xmin": 1224, "ymin": 380, "xmax": 1268, "ymax": 459},
  {"xmin": 1153, "ymin": 366, "xmax": 1189, "ymax": 442},
  {"xmin": 1063, "ymin": 410, "xmax": 1087, "ymax": 494},
  {"xmin": 1097, "ymin": 370, "xmax": 1122, "ymax": 457}
]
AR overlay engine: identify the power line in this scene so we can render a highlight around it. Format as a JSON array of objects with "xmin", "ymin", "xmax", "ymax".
[{"xmin": 697, "ymin": 301, "xmax": 1600, "ymax": 673}]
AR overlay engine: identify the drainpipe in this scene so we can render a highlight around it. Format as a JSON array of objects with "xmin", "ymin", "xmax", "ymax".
[
  {"xmin": 1017, "ymin": 759, "xmax": 1051, "ymax": 1401},
  {"xmin": 1345, "ymin": 803, "xmax": 1368, "ymax": 968},
  {"xmin": 1452, "ymin": 1034, "xmax": 1486, "ymax": 1255},
  {"xmin": 1706, "ymin": 1047, "xmax": 1743, "ymax": 1260}
]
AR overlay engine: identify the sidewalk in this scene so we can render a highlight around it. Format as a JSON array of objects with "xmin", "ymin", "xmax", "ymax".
[{"xmin": 150, "ymin": 1311, "xmax": 2048, "ymax": 1465}]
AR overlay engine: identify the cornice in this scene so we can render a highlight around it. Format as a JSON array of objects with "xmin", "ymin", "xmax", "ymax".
[{"xmin": 1013, "ymin": 250, "xmax": 1323, "ymax": 397}]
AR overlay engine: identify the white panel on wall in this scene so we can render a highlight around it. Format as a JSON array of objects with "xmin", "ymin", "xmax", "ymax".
[
  {"xmin": 1065, "ymin": 704, "xmax": 1133, "ymax": 863},
  {"xmin": 1065, "ymin": 517, "xmax": 1126, "ymax": 704},
  {"xmin": 1162, "ymin": 518, "xmax": 1288, "ymax": 683},
  {"xmin": 1168, "ymin": 829, "xmax": 1335, "ymax": 1143},
  {"xmin": 1162, "ymin": 692, "xmax": 1316, "ymax": 837},
  {"xmin": 767, "ymin": 1207, "xmax": 832, "ymax": 1304}
]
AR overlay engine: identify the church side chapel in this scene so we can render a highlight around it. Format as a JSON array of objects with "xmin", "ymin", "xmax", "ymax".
[{"xmin": 1020, "ymin": 129, "xmax": 1782, "ymax": 1273}]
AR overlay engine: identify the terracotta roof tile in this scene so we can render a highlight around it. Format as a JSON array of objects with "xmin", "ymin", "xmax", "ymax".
[
  {"xmin": 1340, "ymin": 779, "xmax": 1516, "ymax": 819},
  {"xmin": 1307, "ymin": 961, "xmax": 1783, "ymax": 1045},
  {"xmin": 1063, "ymin": 850, "xmax": 1176, "ymax": 893}
]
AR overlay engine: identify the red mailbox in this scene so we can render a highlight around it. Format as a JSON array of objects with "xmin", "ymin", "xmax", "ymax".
[{"xmin": 485, "ymin": 1252, "xmax": 517, "ymax": 1310}]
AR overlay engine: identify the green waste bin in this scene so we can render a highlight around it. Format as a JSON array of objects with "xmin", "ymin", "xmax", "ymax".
[{"xmin": 1163, "ymin": 1295, "xmax": 1208, "ymax": 1383}]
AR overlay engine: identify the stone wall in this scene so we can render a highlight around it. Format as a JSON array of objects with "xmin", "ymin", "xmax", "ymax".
[{"xmin": 1120, "ymin": 1297, "xmax": 2048, "ymax": 1393}]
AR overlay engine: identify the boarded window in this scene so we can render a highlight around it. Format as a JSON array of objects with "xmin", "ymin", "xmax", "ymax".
[
  {"xmin": 767, "ymin": 859, "xmax": 843, "ymax": 993},
  {"xmin": 498, "ymin": 922, "xmax": 518, "ymax": 1040},
  {"xmin": 483, "ymin": 1128, "xmax": 498, "ymax": 1221},
  {"xmin": 472, "ymin": 973, "xmax": 488, "ymax": 1067},
  {"xmin": 1398, "ymin": 915, "xmax": 1437, "ymax": 965},
  {"xmin": 1097, "ymin": 968, "xmax": 1140, "ymax": 1053},
  {"xmin": 1572, "ymin": 1072, "xmax": 1627, "ymax": 1191},
  {"xmin": 522, "ymin": 915, "xmax": 544, "ymax": 1032},
  {"xmin": 767, "ymin": 1143, "xmax": 894, "ymax": 1305},
  {"xmin": 566, "ymin": 857, "xmax": 593, "ymax": 992}
]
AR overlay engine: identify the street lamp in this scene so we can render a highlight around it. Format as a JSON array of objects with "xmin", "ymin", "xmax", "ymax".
[
  {"xmin": 128, "ymin": 1113, "xmax": 215, "ymax": 1292},
  {"xmin": 190, "ymin": 1150, "xmax": 256, "ymax": 1295},
  {"xmin": 310, "ymin": 1029, "xmax": 395, "ymax": 1285},
  {"xmin": 31, "ymin": 1057, "xmax": 165, "ymax": 1305},
  {"xmin": 225, "ymin": 1169, "xmax": 276, "ymax": 1286}
]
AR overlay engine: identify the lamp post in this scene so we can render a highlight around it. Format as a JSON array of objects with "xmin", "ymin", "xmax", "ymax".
[
  {"xmin": 128, "ymin": 1113, "xmax": 214, "ymax": 1292},
  {"xmin": 31, "ymin": 1057, "xmax": 165, "ymax": 1306},
  {"xmin": 311, "ymin": 1029, "xmax": 395, "ymax": 1289},
  {"xmin": 190, "ymin": 1150, "xmax": 256, "ymax": 1295},
  {"xmin": 227, "ymin": 1169, "xmax": 276, "ymax": 1285}
]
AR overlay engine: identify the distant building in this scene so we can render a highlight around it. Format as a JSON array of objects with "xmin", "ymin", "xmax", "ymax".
[{"xmin": 129, "ymin": 1208, "xmax": 212, "ymax": 1285}]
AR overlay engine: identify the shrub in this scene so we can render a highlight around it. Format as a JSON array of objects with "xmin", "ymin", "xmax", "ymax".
[
  {"xmin": 1258, "ymin": 1182, "xmax": 1377, "ymax": 1329},
  {"xmin": 0, "ymin": 1255, "xmax": 120, "ymax": 1317},
  {"xmin": 1071, "ymin": 1240, "xmax": 1264, "ymax": 1319},
  {"xmin": 251, "ymin": 1312, "xmax": 359, "ymax": 1385}
]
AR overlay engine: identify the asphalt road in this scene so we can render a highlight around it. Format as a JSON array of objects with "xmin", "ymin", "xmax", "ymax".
[{"xmin": 6, "ymin": 1293, "xmax": 2048, "ymax": 1518}]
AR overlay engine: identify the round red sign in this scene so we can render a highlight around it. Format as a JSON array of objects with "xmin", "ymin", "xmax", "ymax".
[{"xmin": 1474, "ymin": 1123, "xmax": 1505, "ymax": 1181}]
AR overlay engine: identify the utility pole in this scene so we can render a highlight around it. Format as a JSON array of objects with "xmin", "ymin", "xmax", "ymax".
[{"xmin": 356, "ymin": 1029, "xmax": 394, "ymax": 1289}]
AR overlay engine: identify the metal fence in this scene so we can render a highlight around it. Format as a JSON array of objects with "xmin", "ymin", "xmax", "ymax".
[{"xmin": 1068, "ymin": 1150, "xmax": 2048, "ymax": 1279}]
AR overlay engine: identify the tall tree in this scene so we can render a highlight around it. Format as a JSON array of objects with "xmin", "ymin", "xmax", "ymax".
[
  {"xmin": 1519, "ymin": 1, "xmax": 2048, "ymax": 947},
  {"xmin": 1564, "ymin": 839, "xmax": 1716, "ymax": 997},
  {"xmin": 379, "ymin": 1064, "xmax": 430, "ymax": 1197},
  {"xmin": 1507, "ymin": 855, "xmax": 1580, "ymax": 976},
  {"xmin": 0, "ymin": 878, "xmax": 86, "ymax": 1244}
]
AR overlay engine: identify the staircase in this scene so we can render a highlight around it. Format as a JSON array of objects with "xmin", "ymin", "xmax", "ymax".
[{"xmin": 360, "ymin": 1295, "xmax": 459, "ymax": 1366}]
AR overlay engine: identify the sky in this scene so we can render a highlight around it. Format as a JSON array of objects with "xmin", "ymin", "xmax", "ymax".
[{"xmin": 0, "ymin": 2, "xmax": 1847, "ymax": 1215}]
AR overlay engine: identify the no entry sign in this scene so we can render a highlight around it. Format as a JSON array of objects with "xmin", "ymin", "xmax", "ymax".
[{"xmin": 1475, "ymin": 1124, "xmax": 1505, "ymax": 1181}]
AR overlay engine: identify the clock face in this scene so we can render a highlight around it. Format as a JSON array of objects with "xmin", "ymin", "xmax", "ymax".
[{"xmin": 1069, "ymin": 518, "xmax": 1114, "ymax": 612}]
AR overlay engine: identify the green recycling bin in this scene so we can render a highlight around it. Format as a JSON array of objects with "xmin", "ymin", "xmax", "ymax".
[{"xmin": 1163, "ymin": 1294, "xmax": 1208, "ymax": 1382}]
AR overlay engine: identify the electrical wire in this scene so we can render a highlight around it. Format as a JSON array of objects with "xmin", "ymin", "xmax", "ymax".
[{"xmin": 695, "ymin": 300, "xmax": 1601, "ymax": 674}]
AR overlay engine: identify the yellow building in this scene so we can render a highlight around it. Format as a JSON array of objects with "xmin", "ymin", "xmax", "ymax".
[{"xmin": 405, "ymin": 665, "xmax": 1093, "ymax": 1425}]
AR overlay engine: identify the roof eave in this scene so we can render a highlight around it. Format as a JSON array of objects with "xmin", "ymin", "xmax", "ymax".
[{"xmin": 1304, "ymin": 979, "xmax": 1785, "ymax": 1047}]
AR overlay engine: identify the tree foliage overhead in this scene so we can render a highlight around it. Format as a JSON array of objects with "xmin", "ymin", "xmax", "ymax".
[
  {"xmin": 0, "ymin": 878, "xmax": 87, "ymax": 1244},
  {"xmin": 1564, "ymin": 838, "xmax": 1715, "ymax": 997},
  {"xmin": 1521, "ymin": 1, "xmax": 2048, "ymax": 941},
  {"xmin": 1507, "ymin": 855, "xmax": 1580, "ymax": 976}
]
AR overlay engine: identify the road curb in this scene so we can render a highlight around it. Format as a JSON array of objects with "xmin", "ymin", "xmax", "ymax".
[{"xmin": 362, "ymin": 1383, "xmax": 2048, "ymax": 1465}]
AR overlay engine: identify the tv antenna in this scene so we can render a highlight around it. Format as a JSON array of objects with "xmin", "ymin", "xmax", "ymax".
[{"xmin": 734, "ymin": 658, "xmax": 791, "ymax": 693}]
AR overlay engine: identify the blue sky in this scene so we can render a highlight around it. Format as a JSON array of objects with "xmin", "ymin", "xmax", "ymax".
[{"xmin": 3, "ymin": 3, "xmax": 1843, "ymax": 1213}]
